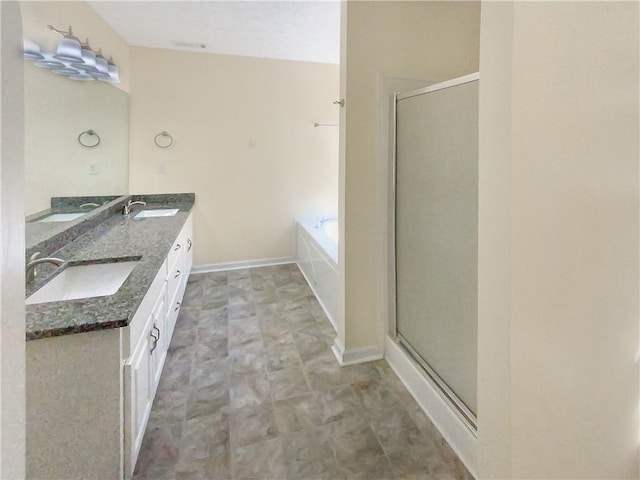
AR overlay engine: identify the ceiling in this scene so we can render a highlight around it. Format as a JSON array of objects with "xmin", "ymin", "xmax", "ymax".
[{"xmin": 88, "ymin": 1, "xmax": 341, "ymax": 64}]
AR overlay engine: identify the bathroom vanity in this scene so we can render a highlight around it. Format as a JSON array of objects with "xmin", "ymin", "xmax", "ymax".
[{"xmin": 25, "ymin": 195, "xmax": 194, "ymax": 480}]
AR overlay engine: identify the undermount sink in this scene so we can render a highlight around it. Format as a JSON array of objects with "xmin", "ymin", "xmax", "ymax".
[
  {"xmin": 134, "ymin": 208, "xmax": 179, "ymax": 219},
  {"xmin": 37, "ymin": 213, "xmax": 86, "ymax": 223},
  {"xmin": 26, "ymin": 261, "xmax": 139, "ymax": 305}
]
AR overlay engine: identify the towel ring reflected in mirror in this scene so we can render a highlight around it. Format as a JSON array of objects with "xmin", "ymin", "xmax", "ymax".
[
  {"xmin": 154, "ymin": 131, "xmax": 173, "ymax": 149},
  {"xmin": 77, "ymin": 129, "xmax": 100, "ymax": 148}
]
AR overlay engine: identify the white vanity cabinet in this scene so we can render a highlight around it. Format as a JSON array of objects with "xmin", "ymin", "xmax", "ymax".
[
  {"xmin": 26, "ymin": 212, "xmax": 194, "ymax": 480},
  {"xmin": 123, "ymin": 212, "xmax": 193, "ymax": 478}
]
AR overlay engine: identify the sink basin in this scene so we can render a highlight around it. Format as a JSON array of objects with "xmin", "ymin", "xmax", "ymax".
[
  {"xmin": 37, "ymin": 213, "xmax": 86, "ymax": 223},
  {"xmin": 134, "ymin": 208, "xmax": 179, "ymax": 219},
  {"xmin": 26, "ymin": 261, "xmax": 139, "ymax": 305}
]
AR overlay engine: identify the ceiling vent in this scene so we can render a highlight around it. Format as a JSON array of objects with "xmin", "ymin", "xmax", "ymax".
[{"xmin": 172, "ymin": 41, "xmax": 206, "ymax": 49}]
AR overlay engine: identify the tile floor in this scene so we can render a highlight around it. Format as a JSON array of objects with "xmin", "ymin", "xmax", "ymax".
[{"xmin": 133, "ymin": 264, "xmax": 472, "ymax": 480}]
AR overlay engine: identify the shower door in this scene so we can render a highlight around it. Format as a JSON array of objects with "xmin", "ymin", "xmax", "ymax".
[{"xmin": 394, "ymin": 73, "xmax": 479, "ymax": 429}]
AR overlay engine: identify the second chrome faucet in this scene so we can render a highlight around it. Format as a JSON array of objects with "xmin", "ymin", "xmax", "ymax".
[{"xmin": 123, "ymin": 200, "xmax": 147, "ymax": 215}]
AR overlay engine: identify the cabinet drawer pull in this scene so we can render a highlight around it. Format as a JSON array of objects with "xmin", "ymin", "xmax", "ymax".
[
  {"xmin": 174, "ymin": 243, "xmax": 181, "ymax": 251},
  {"xmin": 149, "ymin": 328, "xmax": 159, "ymax": 354},
  {"xmin": 187, "ymin": 239, "xmax": 192, "ymax": 252},
  {"xmin": 153, "ymin": 325, "xmax": 161, "ymax": 342},
  {"xmin": 174, "ymin": 270, "xmax": 181, "ymax": 278},
  {"xmin": 175, "ymin": 301, "xmax": 181, "ymax": 312}
]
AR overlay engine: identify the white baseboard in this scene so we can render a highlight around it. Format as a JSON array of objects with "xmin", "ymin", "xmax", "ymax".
[
  {"xmin": 296, "ymin": 261, "xmax": 338, "ymax": 333},
  {"xmin": 332, "ymin": 337, "xmax": 383, "ymax": 366},
  {"xmin": 384, "ymin": 335, "xmax": 478, "ymax": 478},
  {"xmin": 331, "ymin": 338, "xmax": 345, "ymax": 365},
  {"xmin": 342, "ymin": 345, "xmax": 384, "ymax": 366},
  {"xmin": 191, "ymin": 257, "xmax": 295, "ymax": 274}
]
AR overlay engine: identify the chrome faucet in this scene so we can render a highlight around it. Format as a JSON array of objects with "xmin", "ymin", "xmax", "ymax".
[
  {"xmin": 123, "ymin": 200, "xmax": 147, "ymax": 215},
  {"xmin": 26, "ymin": 252, "xmax": 65, "ymax": 284}
]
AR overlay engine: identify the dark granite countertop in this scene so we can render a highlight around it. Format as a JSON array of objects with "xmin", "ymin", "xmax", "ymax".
[
  {"xmin": 26, "ymin": 200, "xmax": 194, "ymax": 341},
  {"xmin": 26, "ymin": 195, "xmax": 130, "ymax": 257}
]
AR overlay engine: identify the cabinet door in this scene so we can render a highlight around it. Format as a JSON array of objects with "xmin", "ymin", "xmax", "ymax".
[
  {"xmin": 124, "ymin": 332, "xmax": 152, "ymax": 477},
  {"xmin": 167, "ymin": 270, "xmax": 189, "ymax": 338},
  {"xmin": 149, "ymin": 283, "xmax": 167, "ymax": 391}
]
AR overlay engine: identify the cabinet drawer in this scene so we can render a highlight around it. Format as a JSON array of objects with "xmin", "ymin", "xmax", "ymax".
[
  {"xmin": 183, "ymin": 214, "xmax": 194, "ymax": 273},
  {"xmin": 167, "ymin": 236, "xmax": 185, "ymax": 273},
  {"xmin": 167, "ymin": 253, "xmax": 185, "ymax": 303},
  {"xmin": 166, "ymin": 291, "xmax": 181, "ymax": 340},
  {"xmin": 169, "ymin": 213, "xmax": 193, "ymax": 275},
  {"xmin": 167, "ymin": 272, "xmax": 188, "ymax": 337}
]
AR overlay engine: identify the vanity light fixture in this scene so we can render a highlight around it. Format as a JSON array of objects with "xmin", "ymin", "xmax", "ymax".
[{"xmin": 23, "ymin": 25, "xmax": 121, "ymax": 84}]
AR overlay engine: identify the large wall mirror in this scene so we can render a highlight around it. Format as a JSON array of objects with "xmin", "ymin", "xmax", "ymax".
[{"xmin": 25, "ymin": 61, "xmax": 129, "ymax": 217}]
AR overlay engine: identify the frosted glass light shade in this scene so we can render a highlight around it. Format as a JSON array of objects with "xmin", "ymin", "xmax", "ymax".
[
  {"xmin": 72, "ymin": 62, "xmax": 98, "ymax": 73},
  {"xmin": 106, "ymin": 60, "xmax": 120, "ymax": 83},
  {"xmin": 53, "ymin": 37, "xmax": 83, "ymax": 62},
  {"xmin": 75, "ymin": 47, "xmax": 109, "ymax": 78},
  {"xmin": 69, "ymin": 72, "xmax": 94, "ymax": 81},
  {"xmin": 91, "ymin": 72, "xmax": 111, "ymax": 79},
  {"xmin": 71, "ymin": 46, "xmax": 98, "ymax": 72},
  {"xmin": 52, "ymin": 67, "xmax": 81, "ymax": 76},
  {"xmin": 95, "ymin": 51, "xmax": 109, "ymax": 74},
  {"xmin": 98, "ymin": 75, "xmax": 121, "ymax": 84},
  {"xmin": 34, "ymin": 53, "xmax": 65, "ymax": 69},
  {"xmin": 23, "ymin": 39, "xmax": 44, "ymax": 60}
]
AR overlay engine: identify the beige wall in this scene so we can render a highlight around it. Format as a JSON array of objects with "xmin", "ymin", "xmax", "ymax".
[
  {"xmin": 478, "ymin": 2, "xmax": 639, "ymax": 478},
  {"xmin": 128, "ymin": 47, "xmax": 339, "ymax": 267},
  {"xmin": 0, "ymin": 1, "xmax": 25, "ymax": 477},
  {"xmin": 341, "ymin": 1, "xmax": 480, "ymax": 351},
  {"xmin": 476, "ymin": 2, "xmax": 513, "ymax": 476},
  {"xmin": 20, "ymin": 1, "xmax": 130, "ymax": 93}
]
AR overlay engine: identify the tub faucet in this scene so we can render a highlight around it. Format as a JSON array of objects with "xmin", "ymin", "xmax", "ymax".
[
  {"xmin": 26, "ymin": 252, "xmax": 65, "ymax": 284},
  {"xmin": 123, "ymin": 200, "xmax": 147, "ymax": 215},
  {"xmin": 315, "ymin": 216, "xmax": 336, "ymax": 228}
]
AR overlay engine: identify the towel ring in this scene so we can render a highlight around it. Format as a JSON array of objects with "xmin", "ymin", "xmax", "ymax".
[
  {"xmin": 78, "ymin": 129, "xmax": 100, "ymax": 148},
  {"xmin": 154, "ymin": 131, "xmax": 173, "ymax": 149}
]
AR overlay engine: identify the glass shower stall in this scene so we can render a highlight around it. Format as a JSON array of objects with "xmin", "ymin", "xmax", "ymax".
[{"xmin": 392, "ymin": 73, "xmax": 479, "ymax": 431}]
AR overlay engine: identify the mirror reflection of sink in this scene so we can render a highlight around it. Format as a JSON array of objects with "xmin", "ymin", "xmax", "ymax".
[
  {"xmin": 134, "ymin": 208, "xmax": 179, "ymax": 219},
  {"xmin": 37, "ymin": 213, "xmax": 86, "ymax": 223},
  {"xmin": 26, "ymin": 261, "xmax": 140, "ymax": 305}
]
